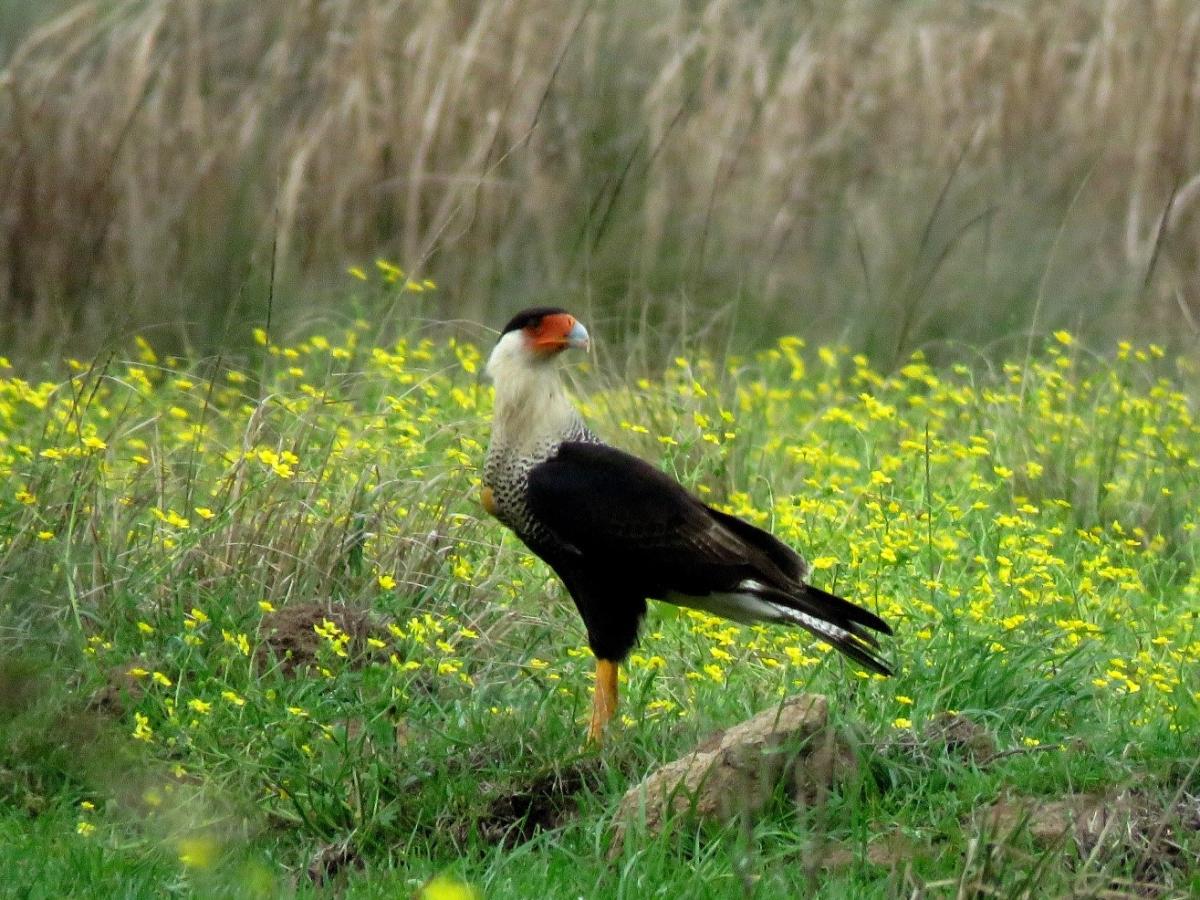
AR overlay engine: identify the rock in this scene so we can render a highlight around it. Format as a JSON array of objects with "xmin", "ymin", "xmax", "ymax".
[{"xmin": 609, "ymin": 694, "xmax": 852, "ymax": 857}]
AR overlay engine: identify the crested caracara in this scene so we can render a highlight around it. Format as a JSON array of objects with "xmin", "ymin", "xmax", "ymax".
[{"xmin": 481, "ymin": 308, "xmax": 892, "ymax": 743}]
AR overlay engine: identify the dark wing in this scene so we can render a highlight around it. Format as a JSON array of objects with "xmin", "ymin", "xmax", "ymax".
[
  {"xmin": 527, "ymin": 442, "xmax": 794, "ymax": 594},
  {"xmin": 527, "ymin": 442, "xmax": 892, "ymax": 673}
]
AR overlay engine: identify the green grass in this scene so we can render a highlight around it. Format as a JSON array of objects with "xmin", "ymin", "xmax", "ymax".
[{"xmin": 1, "ymin": 299, "xmax": 1198, "ymax": 897}]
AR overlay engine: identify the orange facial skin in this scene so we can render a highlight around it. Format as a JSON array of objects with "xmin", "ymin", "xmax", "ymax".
[{"xmin": 526, "ymin": 313, "xmax": 586, "ymax": 354}]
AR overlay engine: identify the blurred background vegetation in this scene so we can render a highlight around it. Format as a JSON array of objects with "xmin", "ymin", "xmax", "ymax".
[{"xmin": 1, "ymin": 0, "xmax": 1198, "ymax": 364}]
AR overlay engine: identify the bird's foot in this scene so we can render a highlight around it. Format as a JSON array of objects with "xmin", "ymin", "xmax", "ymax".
[{"xmin": 586, "ymin": 658, "xmax": 619, "ymax": 746}]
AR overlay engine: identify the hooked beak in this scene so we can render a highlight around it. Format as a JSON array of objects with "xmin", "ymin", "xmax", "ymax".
[{"xmin": 565, "ymin": 319, "xmax": 590, "ymax": 352}]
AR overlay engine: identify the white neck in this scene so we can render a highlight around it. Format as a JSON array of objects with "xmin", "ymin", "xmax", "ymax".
[{"xmin": 486, "ymin": 331, "xmax": 581, "ymax": 453}]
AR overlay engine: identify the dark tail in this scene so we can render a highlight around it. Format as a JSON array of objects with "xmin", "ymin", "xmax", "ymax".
[{"xmin": 754, "ymin": 582, "xmax": 894, "ymax": 676}]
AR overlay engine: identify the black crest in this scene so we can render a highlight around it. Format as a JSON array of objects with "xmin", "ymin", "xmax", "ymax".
[{"xmin": 501, "ymin": 307, "xmax": 569, "ymax": 335}]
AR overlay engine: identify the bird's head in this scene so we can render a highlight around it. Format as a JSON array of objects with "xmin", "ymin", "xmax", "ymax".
[{"xmin": 485, "ymin": 307, "xmax": 590, "ymax": 382}]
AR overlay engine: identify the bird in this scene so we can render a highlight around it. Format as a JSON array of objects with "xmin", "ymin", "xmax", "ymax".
[{"xmin": 480, "ymin": 307, "xmax": 893, "ymax": 743}]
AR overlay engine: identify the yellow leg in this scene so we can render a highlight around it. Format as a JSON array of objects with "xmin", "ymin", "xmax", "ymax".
[{"xmin": 587, "ymin": 658, "xmax": 619, "ymax": 745}]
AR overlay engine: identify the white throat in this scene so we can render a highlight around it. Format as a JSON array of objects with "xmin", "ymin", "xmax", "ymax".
[{"xmin": 486, "ymin": 330, "xmax": 581, "ymax": 453}]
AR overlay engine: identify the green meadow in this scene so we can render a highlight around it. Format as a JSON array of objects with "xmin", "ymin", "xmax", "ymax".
[
  {"xmin": 4, "ymin": 1, "xmax": 1200, "ymax": 895},
  {"xmin": 1, "ymin": 271, "xmax": 1197, "ymax": 896}
]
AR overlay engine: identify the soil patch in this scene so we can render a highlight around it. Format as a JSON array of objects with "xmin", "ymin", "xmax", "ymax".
[
  {"xmin": 306, "ymin": 839, "xmax": 363, "ymax": 886},
  {"xmin": 472, "ymin": 759, "xmax": 603, "ymax": 848},
  {"xmin": 987, "ymin": 789, "xmax": 1200, "ymax": 890},
  {"xmin": 817, "ymin": 830, "xmax": 932, "ymax": 871}
]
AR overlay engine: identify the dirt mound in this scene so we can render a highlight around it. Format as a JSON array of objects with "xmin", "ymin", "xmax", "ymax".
[
  {"xmin": 86, "ymin": 663, "xmax": 147, "ymax": 717},
  {"xmin": 255, "ymin": 601, "xmax": 378, "ymax": 676},
  {"xmin": 889, "ymin": 712, "xmax": 998, "ymax": 765},
  {"xmin": 609, "ymin": 694, "xmax": 852, "ymax": 857}
]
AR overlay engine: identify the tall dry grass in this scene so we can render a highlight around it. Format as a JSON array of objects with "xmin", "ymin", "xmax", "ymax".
[{"xmin": 1, "ymin": 0, "xmax": 1199, "ymax": 360}]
